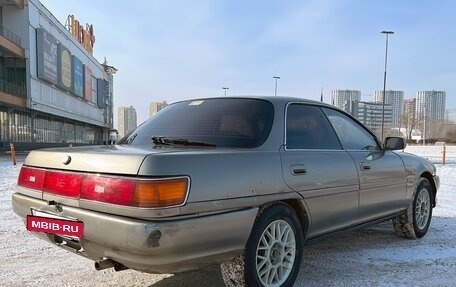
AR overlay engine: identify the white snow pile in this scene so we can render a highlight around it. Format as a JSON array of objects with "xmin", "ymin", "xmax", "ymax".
[{"xmin": 0, "ymin": 147, "xmax": 455, "ymax": 286}]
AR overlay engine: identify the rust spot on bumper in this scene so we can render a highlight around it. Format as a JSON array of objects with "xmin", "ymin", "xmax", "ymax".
[{"xmin": 147, "ymin": 230, "xmax": 162, "ymax": 247}]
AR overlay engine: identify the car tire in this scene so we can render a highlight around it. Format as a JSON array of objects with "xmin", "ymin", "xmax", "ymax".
[
  {"xmin": 393, "ymin": 178, "xmax": 433, "ymax": 239},
  {"xmin": 220, "ymin": 203, "xmax": 304, "ymax": 287}
]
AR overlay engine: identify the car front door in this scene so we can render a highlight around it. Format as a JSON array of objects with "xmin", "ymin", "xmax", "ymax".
[
  {"xmin": 279, "ymin": 104, "xmax": 360, "ymax": 238},
  {"xmin": 322, "ymin": 107, "xmax": 407, "ymax": 223}
]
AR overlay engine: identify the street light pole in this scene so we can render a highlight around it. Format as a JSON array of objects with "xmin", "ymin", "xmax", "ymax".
[
  {"xmin": 380, "ymin": 30, "xmax": 394, "ymax": 140},
  {"xmin": 222, "ymin": 87, "xmax": 229, "ymax": 96},
  {"xmin": 273, "ymin": 76, "xmax": 280, "ymax": 96},
  {"xmin": 423, "ymin": 104, "xmax": 426, "ymax": 146}
]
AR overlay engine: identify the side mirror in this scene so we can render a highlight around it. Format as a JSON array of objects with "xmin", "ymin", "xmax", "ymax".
[{"xmin": 384, "ymin": 137, "xmax": 407, "ymax": 150}]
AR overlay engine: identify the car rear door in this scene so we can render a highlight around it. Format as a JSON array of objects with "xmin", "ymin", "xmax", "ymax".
[
  {"xmin": 322, "ymin": 107, "xmax": 407, "ymax": 223},
  {"xmin": 279, "ymin": 104, "xmax": 360, "ymax": 238}
]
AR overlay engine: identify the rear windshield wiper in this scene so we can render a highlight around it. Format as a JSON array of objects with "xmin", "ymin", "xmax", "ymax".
[{"xmin": 151, "ymin": 136, "xmax": 216, "ymax": 147}]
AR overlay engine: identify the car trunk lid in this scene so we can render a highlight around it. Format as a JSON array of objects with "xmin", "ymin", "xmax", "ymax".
[
  {"xmin": 24, "ymin": 145, "xmax": 166, "ymax": 175},
  {"xmin": 17, "ymin": 145, "xmax": 191, "ymax": 213}
]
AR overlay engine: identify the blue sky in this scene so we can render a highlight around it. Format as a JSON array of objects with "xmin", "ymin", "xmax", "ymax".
[{"xmin": 40, "ymin": 0, "xmax": 456, "ymax": 124}]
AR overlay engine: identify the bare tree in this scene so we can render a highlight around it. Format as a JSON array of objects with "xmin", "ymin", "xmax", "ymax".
[
  {"xmin": 444, "ymin": 123, "xmax": 456, "ymax": 143},
  {"xmin": 400, "ymin": 109, "xmax": 420, "ymax": 141}
]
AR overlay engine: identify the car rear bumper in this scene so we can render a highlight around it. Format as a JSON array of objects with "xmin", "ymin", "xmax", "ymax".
[{"xmin": 12, "ymin": 192, "xmax": 257, "ymax": 273}]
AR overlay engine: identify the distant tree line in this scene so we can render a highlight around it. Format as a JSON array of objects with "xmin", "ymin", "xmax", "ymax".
[{"xmin": 371, "ymin": 109, "xmax": 456, "ymax": 144}]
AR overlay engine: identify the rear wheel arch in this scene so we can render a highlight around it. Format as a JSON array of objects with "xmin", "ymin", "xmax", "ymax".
[
  {"xmin": 220, "ymin": 200, "xmax": 305, "ymax": 286},
  {"xmin": 279, "ymin": 199, "xmax": 310, "ymax": 238}
]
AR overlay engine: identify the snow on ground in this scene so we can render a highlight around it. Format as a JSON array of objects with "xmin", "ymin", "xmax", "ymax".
[
  {"xmin": 0, "ymin": 147, "xmax": 455, "ymax": 287},
  {"xmin": 404, "ymin": 144, "xmax": 456, "ymax": 164}
]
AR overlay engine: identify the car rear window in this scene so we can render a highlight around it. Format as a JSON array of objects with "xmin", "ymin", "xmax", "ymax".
[{"xmin": 119, "ymin": 98, "xmax": 274, "ymax": 148}]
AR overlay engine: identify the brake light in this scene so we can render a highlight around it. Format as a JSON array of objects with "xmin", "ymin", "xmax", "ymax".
[
  {"xmin": 80, "ymin": 175, "xmax": 136, "ymax": 206},
  {"xmin": 43, "ymin": 171, "xmax": 83, "ymax": 198},
  {"xmin": 17, "ymin": 166, "xmax": 45, "ymax": 190}
]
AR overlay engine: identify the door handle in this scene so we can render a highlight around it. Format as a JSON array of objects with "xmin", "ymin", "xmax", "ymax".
[
  {"xmin": 291, "ymin": 165, "xmax": 307, "ymax": 175},
  {"xmin": 360, "ymin": 162, "xmax": 371, "ymax": 171}
]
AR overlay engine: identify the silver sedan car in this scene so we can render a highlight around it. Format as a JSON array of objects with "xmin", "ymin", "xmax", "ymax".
[{"xmin": 12, "ymin": 96, "xmax": 439, "ymax": 287}]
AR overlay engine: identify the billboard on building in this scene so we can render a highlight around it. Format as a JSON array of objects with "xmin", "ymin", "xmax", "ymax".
[
  {"xmin": 97, "ymin": 78, "xmax": 108, "ymax": 109},
  {"xmin": 72, "ymin": 56, "xmax": 84, "ymax": 97},
  {"xmin": 57, "ymin": 44, "xmax": 72, "ymax": 91},
  {"xmin": 84, "ymin": 65, "xmax": 92, "ymax": 102},
  {"xmin": 36, "ymin": 28, "xmax": 58, "ymax": 85},
  {"xmin": 91, "ymin": 75, "xmax": 97, "ymax": 105},
  {"xmin": 71, "ymin": 55, "xmax": 84, "ymax": 98}
]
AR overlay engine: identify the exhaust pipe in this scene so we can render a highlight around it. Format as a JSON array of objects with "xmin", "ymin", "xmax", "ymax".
[
  {"xmin": 113, "ymin": 263, "xmax": 129, "ymax": 272},
  {"xmin": 95, "ymin": 259, "xmax": 115, "ymax": 270},
  {"xmin": 95, "ymin": 259, "xmax": 129, "ymax": 272}
]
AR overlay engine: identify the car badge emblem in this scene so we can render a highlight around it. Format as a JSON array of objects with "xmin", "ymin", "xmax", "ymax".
[{"xmin": 62, "ymin": 155, "xmax": 72, "ymax": 165}]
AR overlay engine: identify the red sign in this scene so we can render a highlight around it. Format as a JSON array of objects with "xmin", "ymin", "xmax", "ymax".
[
  {"xmin": 27, "ymin": 215, "xmax": 84, "ymax": 237},
  {"xmin": 84, "ymin": 65, "xmax": 92, "ymax": 102}
]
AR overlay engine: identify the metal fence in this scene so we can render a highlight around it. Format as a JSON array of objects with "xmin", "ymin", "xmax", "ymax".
[
  {"xmin": 0, "ymin": 25, "xmax": 21, "ymax": 46},
  {"xmin": 0, "ymin": 79, "xmax": 25, "ymax": 98}
]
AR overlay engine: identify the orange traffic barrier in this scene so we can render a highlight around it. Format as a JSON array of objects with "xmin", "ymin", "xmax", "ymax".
[{"xmin": 10, "ymin": 143, "xmax": 16, "ymax": 165}]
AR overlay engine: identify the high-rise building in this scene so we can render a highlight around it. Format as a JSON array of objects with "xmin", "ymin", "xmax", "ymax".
[
  {"xmin": 150, "ymin": 101, "xmax": 168, "ymax": 116},
  {"xmin": 446, "ymin": 109, "xmax": 456, "ymax": 123},
  {"xmin": 331, "ymin": 90, "xmax": 361, "ymax": 112},
  {"xmin": 118, "ymin": 106, "xmax": 137, "ymax": 138},
  {"xmin": 374, "ymin": 90, "xmax": 404, "ymax": 128},
  {"xmin": 400, "ymin": 98, "xmax": 420, "ymax": 140},
  {"xmin": 402, "ymin": 98, "xmax": 418, "ymax": 132},
  {"xmin": 355, "ymin": 101, "xmax": 393, "ymax": 134},
  {"xmin": 416, "ymin": 91, "xmax": 446, "ymax": 121},
  {"xmin": 0, "ymin": 0, "xmax": 116, "ymax": 151},
  {"xmin": 403, "ymin": 98, "xmax": 416, "ymax": 116}
]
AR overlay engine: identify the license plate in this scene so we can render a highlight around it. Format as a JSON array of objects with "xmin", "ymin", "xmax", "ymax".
[{"xmin": 27, "ymin": 210, "xmax": 84, "ymax": 238}]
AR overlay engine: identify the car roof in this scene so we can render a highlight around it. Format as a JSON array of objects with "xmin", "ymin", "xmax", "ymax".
[{"xmin": 172, "ymin": 95, "xmax": 338, "ymax": 110}]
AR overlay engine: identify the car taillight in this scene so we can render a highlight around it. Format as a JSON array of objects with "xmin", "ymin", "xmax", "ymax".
[
  {"xmin": 134, "ymin": 178, "xmax": 189, "ymax": 208},
  {"xmin": 43, "ymin": 170, "xmax": 83, "ymax": 198},
  {"xmin": 17, "ymin": 166, "xmax": 46, "ymax": 190},
  {"xmin": 80, "ymin": 175, "xmax": 136, "ymax": 206},
  {"xmin": 81, "ymin": 176, "xmax": 189, "ymax": 208},
  {"xmin": 16, "ymin": 166, "xmax": 189, "ymax": 208}
]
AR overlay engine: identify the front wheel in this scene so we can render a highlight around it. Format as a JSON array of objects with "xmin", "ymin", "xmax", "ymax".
[
  {"xmin": 221, "ymin": 203, "xmax": 304, "ymax": 287},
  {"xmin": 393, "ymin": 178, "xmax": 433, "ymax": 239}
]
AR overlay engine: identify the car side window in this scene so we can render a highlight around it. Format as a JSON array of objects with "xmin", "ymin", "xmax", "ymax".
[
  {"xmin": 322, "ymin": 107, "xmax": 380, "ymax": 151},
  {"xmin": 286, "ymin": 104, "xmax": 342, "ymax": 150}
]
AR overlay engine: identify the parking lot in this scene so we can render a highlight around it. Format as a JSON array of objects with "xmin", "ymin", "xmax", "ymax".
[{"xmin": 1, "ymin": 146, "xmax": 455, "ymax": 286}]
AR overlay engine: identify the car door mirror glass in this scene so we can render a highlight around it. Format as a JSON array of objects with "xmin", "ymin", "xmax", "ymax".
[{"xmin": 384, "ymin": 137, "xmax": 406, "ymax": 150}]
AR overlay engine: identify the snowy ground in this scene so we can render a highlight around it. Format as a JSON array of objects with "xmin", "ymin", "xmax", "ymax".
[{"xmin": 1, "ymin": 146, "xmax": 455, "ymax": 287}]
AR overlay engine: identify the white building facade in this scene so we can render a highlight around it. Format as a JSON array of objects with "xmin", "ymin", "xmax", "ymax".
[
  {"xmin": 446, "ymin": 108, "xmax": 456, "ymax": 123},
  {"xmin": 118, "ymin": 106, "xmax": 137, "ymax": 138},
  {"xmin": 355, "ymin": 101, "xmax": 393, "ymax": 133},
  {"xmin": 374, "ymin": 90, "xmax": 404, "ymax": 128},
  {"xmin": 149, "ymin": 100, "xmax": 168, "ymax": 117},
  {"xmin": 416, "ymin": 91, "xmax": 446, "ymax": 122},
  {"xmin": 331, "ymin": 90, "xmax": 361, "ymax": 112}
]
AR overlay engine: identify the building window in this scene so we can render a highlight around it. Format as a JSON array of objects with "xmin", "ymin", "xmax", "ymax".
[{"xmin": 0, "ymin": 56, "xmax": 26, "ymax": 98}]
